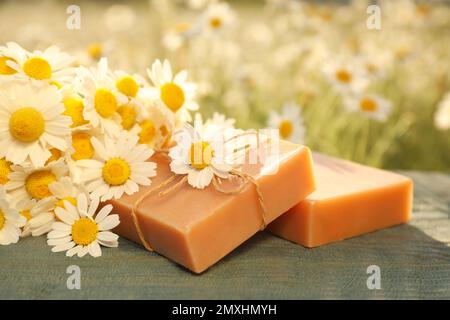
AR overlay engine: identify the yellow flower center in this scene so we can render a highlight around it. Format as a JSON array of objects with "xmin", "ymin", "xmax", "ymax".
[
  {"xmin": 189, "ymin": 141, "xmax": 214, "ymax": 170},
  {"xmin": 0, "ymin": 56, "xmax": 17, "ymax": 75},
  {"xmin": 138, "ymin": 120, "xmax": 156, "ymax": 144},
  {"xmin": 117, "ymin": 104, "xmax": 137, "ymax": 130},
  {"xmin": 0, "ymin": 210, "xmax": 5, "ymax": 230},
  {"xmin": 56, "ymin": 196, "xmax": 77, "ymax": 209},
  {"xmin": 210, "ymin": 17, "xmax": 222, "ymax": 29},
  {"xmin": 116, "ymin": 76, "xmax": 139, "ymax": 97},
  {"xmin": 0, "ymin": 158, "xmax": 11, "ymax": 185},
  {"xmin": 9, "ymin": 107, "xmax": 45, "ymax": 143},
  {"xmin": 25, "ymin": 170, "xmax": 56, "ymax": 199},
  {"xmin": 94, "ymin": 88, "xmax": 117, "ymax": 118},
  {"xmin": 359, "ymin": 98, "xmax": 378, "ymax": 112},
  {"xmin": 279, "ymin": 120, "xmax": 294, "ymax": 139},
  {"xmin": 21, "ymin": 210, "xmax": 32, "ymax": 221},
  {"xmin": 335, "ymin": 69, "xmax": 352, "ymax": 84},
  {"xmin": 102, "ymin": 158, "xmax": 131, "ymax": 186},
  {"xmin": 87, "ymin": 43, "xmax": 103, "ymax": 60},
  {"xmin": 72, "ymin": 217, "xmax": 98, "ymax": 246},
  {"xmin": 160, "ymin": 82, "xmax": 185, "ymax": 112},
  {"xmin": 63, "ymin": 97, "xmax": 88, "ymax": 128},
  {"xmin": 71, "ymin": 132, "xmax": 95, "ymax": 161},
  {"xmin": 23, "ymin": 57, "xmax": 52, "ymax": 80},
  {"xmin": 45, "ymin": 148, "xmax": 62, "ymax": 165}
]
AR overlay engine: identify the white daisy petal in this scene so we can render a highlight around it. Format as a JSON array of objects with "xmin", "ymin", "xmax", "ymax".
[
  {"xmin": 97, "ymin": 214, "xmax": 120, "ymax": 231},
  {"xmin": 97, "ymin": 231, "xmax": 119, "ymax": 242},
  {"xmin": 94, "ymin": 204, "xmax": 113, "ymax": 223},
  {"xmin": 88, "ymin": 241, "xmax": 102, "ymax": 258},
  {"xmin": 51, "ymin": 241, "xmax": 76, "ymax": 252}
]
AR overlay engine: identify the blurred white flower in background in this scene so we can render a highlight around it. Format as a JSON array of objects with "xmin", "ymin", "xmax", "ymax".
[
  {"xmin": 343, "ymin": 94, "xmax": 392, "ymax": 122},
  {"xmin": 268, "ymin": 102, "xmax": 306, "ymax": 144},
  {"xmin": 322, "ymin": 59, "xmax": 369, "ymax": 94},
  {"xmin": 200, "ymin": 1, "xmax": 235, "ymax": 35},
  {"xmin": 434, "ymin": 93, "xmax": 450, "ymax": 130}
]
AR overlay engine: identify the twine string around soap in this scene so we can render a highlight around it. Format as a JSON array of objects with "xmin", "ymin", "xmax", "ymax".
[{"xmin": 130, "ymin": 131, "xmax": 269, "ymax": 252}]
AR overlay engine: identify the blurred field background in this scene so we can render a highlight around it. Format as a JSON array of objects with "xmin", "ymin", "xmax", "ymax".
[{"xmin": 0, "ymin": 0, "xmax": 449, "ymax": 171}]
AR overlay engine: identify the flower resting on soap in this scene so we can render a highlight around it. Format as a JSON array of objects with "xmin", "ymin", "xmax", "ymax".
[
  {"xmin": 169, "ymin": 124, "xmax": 233, "ymax": 189},
  {"xmin": 47, "ymin": 193, "xmax": 120, "ymax": 257},
  {"xmin": 267, "ymin": 102, "xmax": 306, "ymax": 144}
]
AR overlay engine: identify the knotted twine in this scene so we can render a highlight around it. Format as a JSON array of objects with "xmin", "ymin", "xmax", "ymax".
[{"xmin": 130, "ymin": 131, "xmax": 269, "ymax": 252}]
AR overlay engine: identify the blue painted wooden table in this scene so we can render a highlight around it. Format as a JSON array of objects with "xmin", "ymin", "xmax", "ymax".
[{"xmin": 1, "ymin": 172, "xmax": 449, "ymax": 299}]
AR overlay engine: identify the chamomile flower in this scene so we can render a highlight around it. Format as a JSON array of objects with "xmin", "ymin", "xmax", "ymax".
[
  {"xmin": 0, "ymin": 80, "xmax": 72, "ymax": 167},
  {"xmin": 61, "ymin": 89, "xmax": 90, "ymax": 129},
  {"xmin": 47, "ymin": 193, "xmax": 120, "ymax": 257},
  {"xmin": 6, "ymin": 43, "xmax": 75, "ymax": 84},
  {"xmin": 49, "ymin": 176, "xmax": 86, "ymax": 210},
  {"xmin": 4, "ymin": 159, "xmax": 68, "ymax": 206},
  {"xmin": 23, "ymin": 176, "xmax": 87, "ymax": 236},
  {"xmin": 322, "ymin": 59, "xmax": 369, "ymax": 93},
  {"xmin": 268, "ymin": 102, "xmax": 306, "ymax": 143},
  {"xmin": 343, "ymin": 94, "xmax": 392, "ymax": 122},
  {"xmin": 76, "ymin": 42, "xmax": 113, "ymax": 66},
  {"xmin": 128, "ymin": 102, "xmax": 175, "ymax": 149},
  {"xmin": 64, "ymin": 127, "xmax": 105, "ymax": 184},
  {"xmin": 113, "ymin": 71, "xmax": 149, "ymax": 130},
  {"xmin": 169, "ymin": 124, "xmax": 232, "ymax": 189},
  {"xmin": 114, "ymin": 71, "xmax": 146, "ymax": 102},
  {"xmin": 434, "ymin": 92, "xmax": 450, "ymax": 130},
  {"xmin": 0, "ymin": 42, "xmax": 28, "ymax": 76},
  {"xmin": 16, "ymin": 197, "xmax": 56, "ymax": 237},
  {"xmin": 201, "ymin": 2, "xmax": 235, "ymax": 35},
  {"xmin": 76, "ymin": 58, "xmax": 127, "ymax": 137},
  {"xmin": 146, "ymin": 59, "xmax": 198, "ymax": 123},
  {"xmin": 117, "ymin": 98, "xmax": 152, "ymax": 132},
  {"xmin": 76, "ymin": 134, "xmax": 157, "ymax": 201},
  {"xmin": 0, "ymin": 187, "xmax": 26, "ymax": 245}
]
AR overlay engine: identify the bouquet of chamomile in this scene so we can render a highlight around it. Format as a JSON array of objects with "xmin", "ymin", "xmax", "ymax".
[{"xmin": 0, "ymin": 42, "xmax": 234, "ymax": 257}]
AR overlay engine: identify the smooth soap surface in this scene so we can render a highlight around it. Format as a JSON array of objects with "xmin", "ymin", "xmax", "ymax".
[
  {"xmin": 268, "ymin": 152, "xmax": 413, "ymax": 248},
  {"xmin": 109, "ymin": 141, "xmax": 315, "ymax": 273}
]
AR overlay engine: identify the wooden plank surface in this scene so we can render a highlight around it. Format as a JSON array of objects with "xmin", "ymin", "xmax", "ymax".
[{"xmin": 1, "ymin": 171, "xmax": 449, "ymax": 299}]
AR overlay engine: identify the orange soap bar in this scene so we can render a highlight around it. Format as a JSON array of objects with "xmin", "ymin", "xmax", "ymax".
[
  {"xmin": 110, "ymin": 141, "xmax": 315, "ymax": 273},
  {"xmin": 268, "ymin": 152, "xmax": 413, "ymax": 248}
]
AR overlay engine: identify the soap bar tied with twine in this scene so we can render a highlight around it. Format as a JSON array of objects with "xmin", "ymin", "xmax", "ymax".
[{"xmin": 130, "ymin": 129, "xmax": 270, "ymax": 252}]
